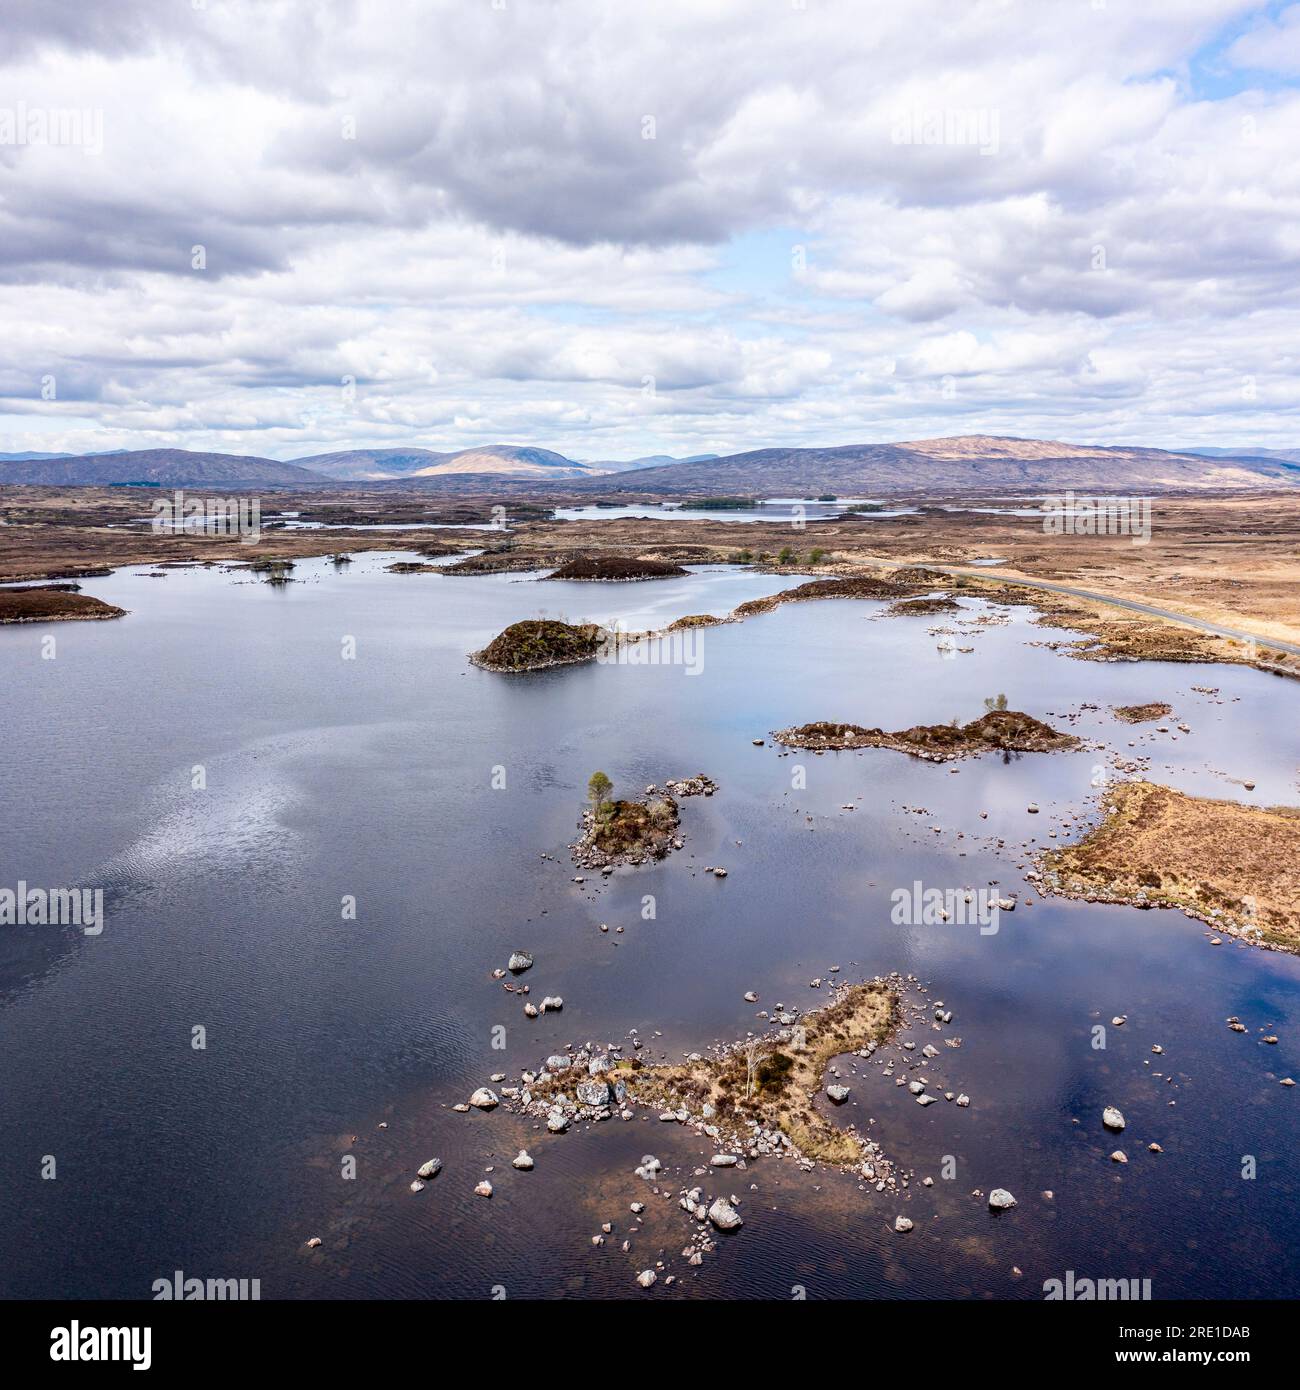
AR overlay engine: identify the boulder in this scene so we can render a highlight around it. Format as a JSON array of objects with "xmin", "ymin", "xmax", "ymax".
[
  {"xmin": 417, "ymin": 1158, "xmax": 443, "ymax": 1180},
  {"xmin": 707, "ymin": 1198, "xmax": 743, "ymax": 1231},
  {"xmin": 469, "ymin": 1088, "xmax": 499, "ymax": 1110},
  {"xmin": 988, "ymin": 1188, "xmax": 1017, "ymax": 1211},
  {"xmin": 1102, "ymin": 1106, "xmax": 1125, "ymax": 1131},
  {"xmin": 577, "ymin": 1079, "xmax": 611, "ymax": 1108}
]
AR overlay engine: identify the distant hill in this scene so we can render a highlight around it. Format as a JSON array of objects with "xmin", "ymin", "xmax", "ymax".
[
  {"xmin": 0, "ymin": 451, "xmax": 84, "ymax": 461},
  {"xmin": 580, "ymin": 453, "xmax": 720, "ymax": 473},
  {"xmin": 290, "ymin": 443, "xmax": 599, "ymax": 480},
  {"xmin": 1189, "ymin": 446, "xmax": 1300, "ymax": 465},
  {"xmin": 288, "ymin": 448, "xmax": 452, "ymax": 480},
  {"xmin": 552, "ymin": 435, "xmax": 1299, "ymax": 495},
  {"xmin": 0, "ymin": 449, "xmax": 318, "ymax": 487},
  {"xmin": 405, "ymin": 445, "xmax": 597, "ymax": 479}
]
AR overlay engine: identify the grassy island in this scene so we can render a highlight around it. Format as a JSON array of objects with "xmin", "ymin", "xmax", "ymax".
[
  {"xmin": 471, "ymin": 619, "xmax": 606, "ymax": 672},
  {"xmin": 1038, "ymin": 781, "xmax": 1300, "ymax": 952},
  {"xmin": 774, "ymin": 709, "xmax": 1080, "ymax": 761},
  {"xmin": 545, "ymin": 556, "xmax": 688, "ymax": 581},
  {"xmin": 0, "ymin": 587, "xmax": 126, "ymax": 624}
]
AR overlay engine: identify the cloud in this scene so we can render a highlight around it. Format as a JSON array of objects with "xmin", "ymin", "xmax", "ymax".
[
  {"xmin": 1, "ymin": 0, "xmax": 1298, "ymax": 458},
  {"xmin": 1225, "ymin": 4, "xmax": 1300, "ymax": 74}
]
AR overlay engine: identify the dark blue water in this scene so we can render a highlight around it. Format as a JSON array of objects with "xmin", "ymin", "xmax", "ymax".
[{"xmin": 1, "ymin": 553, "xmax": 1297, "ymax": 1299}]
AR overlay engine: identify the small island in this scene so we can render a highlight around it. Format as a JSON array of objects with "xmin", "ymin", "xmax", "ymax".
[
  {"xmin": 571, "ymin": 771, "xmax": 682, "ymax": 867},
  {"xmin": 1035, "ymin": 781, "xmax": 1300, "ymax": 952},
  {"xmin": 679, "ymin": 497, "xmax": 758, "ymax": 510},
  {"xmin": 886, "ymin": 595, "xmax": 962, "ymax": 616},
  {"xmin": 471, "ymin": 619, "xmax": 607, "ymax": 672},
  {"xmin": 774, "ymin": 709, "xmax": 1080, "ymax": 761},
  {"xmin": 514, "ymin": 978, "xmax": 904, "ymax": 1176},
  {"xmin": 0, "ymin": 587, "xmax": 126, "ymax": 624},
  {"xmin": 665, "ymin": 612, "xmax": 728, "ymax": 631},
  {"xmin": 545, "ymin": 555, "xmax": 689, "ymax": 581},
  {"xmin": 1113, "ymin": 701, "xmax": 1173, "ymax": 723}
]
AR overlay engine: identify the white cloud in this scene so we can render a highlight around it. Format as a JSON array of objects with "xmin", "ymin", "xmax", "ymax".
[
  {"xmin": 1, "ymin": 0, "xmax": 1297, "ymax": 459},
  {"xmin": 1226, "ymin": 4, "xmax": 1300, "ymax": 73}
]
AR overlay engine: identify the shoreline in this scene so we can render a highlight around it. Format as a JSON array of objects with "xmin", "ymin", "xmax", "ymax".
[{"xmin": 1033, "ymin": 781, "xmax": 1300, "ymax": 955}]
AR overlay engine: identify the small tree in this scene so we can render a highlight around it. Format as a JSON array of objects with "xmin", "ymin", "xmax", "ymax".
[
  {"xmin": 777, "ymin": 546, "xmax": 795, "ymax": 564},
  {"xmin": 587, "ymin": 771, "xmax": 613, "ymax": 812},
  {"xmin": 744, "ymin": 1038, "xmax": 761, "ymax": 1099},
  {"xmin": 984, "ymin": 692, "xmax": 1008, "ymax": 712},
  {"xmin": 808, "ymin": 547, "xmax": 825, "ymax": 565}
]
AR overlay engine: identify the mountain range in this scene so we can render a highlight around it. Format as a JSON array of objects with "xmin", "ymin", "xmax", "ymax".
[
  {"xmin": 288, "ymin": 444, "xmax": 598, "ymax": 481},
  {"xmin": 563, "ymin": 435, "xmax": 1299, "ymax": 495},
  {"xmin": 0, "ymin": 436, "xmax": 1295, "ymax": 492}
]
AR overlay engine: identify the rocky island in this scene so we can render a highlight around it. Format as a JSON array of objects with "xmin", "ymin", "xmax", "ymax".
[
  {"xmin": 471, "ymin": 618, "xmax": 607, "ymax": 672},
  {"xmin": 0, "ymin": 586, "xmax": 126, "ymax": 624},
  {"xmin": 1113, "ymin": 701, "xmax": 1174, "ymax": 723},
  {"xmin": 507, "ymin": 978, "xmax": 905, "ymax": 1179},
  {"xmin": 545, "ymin": 555, "xmax": 689, "ymax": 581},
  {"xmin": 571, "ymin": 771, "xmax": 684, "ymax": 868},
  {"xmin": 774, "ymin": 709, "xmax": 1081, "ymax": 761}
]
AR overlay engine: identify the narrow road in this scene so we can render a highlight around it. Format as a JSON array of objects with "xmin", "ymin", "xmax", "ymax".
[{"xmin": 859, "ymin": 559, "xmax": 1300, "ymax": 660}]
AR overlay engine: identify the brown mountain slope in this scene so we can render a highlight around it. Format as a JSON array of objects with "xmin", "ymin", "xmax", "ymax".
[
  {"xmin": 0, "ymin": 449, "xmax": 318, "ymax": 487},
  {"xmin": 552, "ymin": 435, "xmax": 1296, "ymax": 495}
]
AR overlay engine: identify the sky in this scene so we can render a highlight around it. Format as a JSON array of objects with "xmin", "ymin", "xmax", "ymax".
[{"xmin": 1, "ymin": 0, "xmax": 1298, "ymax": 463}]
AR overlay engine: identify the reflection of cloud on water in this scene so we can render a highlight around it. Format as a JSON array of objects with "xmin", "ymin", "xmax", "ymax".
[
  {"xmin": 95, "ymin": 733, "xmax": 314, "ymax": 900},
  {"xmin": 0, "ymin": 735, "xmax": 318, "ymax": 1004}
]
